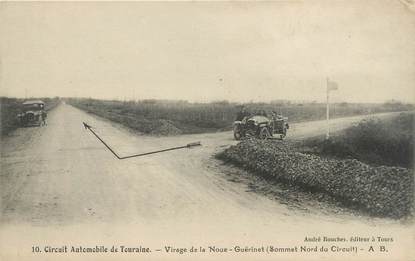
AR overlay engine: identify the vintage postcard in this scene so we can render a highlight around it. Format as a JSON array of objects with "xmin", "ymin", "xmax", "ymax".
[{"xmin": 1, "ymin": 1, "xmax": 414, "ymax": 261}]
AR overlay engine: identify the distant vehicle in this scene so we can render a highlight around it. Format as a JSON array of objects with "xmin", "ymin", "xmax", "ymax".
[
  {"xmin": 17, "ymin": 100, "xmax": 46, "ymax": 127},
  {"xmin": 233, "ymin": 112, "xmax": 289, "ymax": 140}
]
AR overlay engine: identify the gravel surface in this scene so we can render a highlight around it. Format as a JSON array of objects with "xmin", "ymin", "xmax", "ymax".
[{"xmin": 217, "ymin": 139, "xmax": 414, "ymax": 218}]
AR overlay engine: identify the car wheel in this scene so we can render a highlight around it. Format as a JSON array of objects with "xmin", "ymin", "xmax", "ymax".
[{"xmin": 233, "ymin": 126, "xmax": 242, "ymax": 140}]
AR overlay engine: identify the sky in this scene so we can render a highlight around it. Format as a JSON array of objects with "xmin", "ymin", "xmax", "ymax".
[{"xmin": 1, "ymin": 1, "xmax": 414, "ymax": 103}]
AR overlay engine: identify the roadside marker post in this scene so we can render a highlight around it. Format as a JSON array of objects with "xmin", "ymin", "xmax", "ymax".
[{"xmin": 326, "ymin": 78, "xmax": 339, "ymax": 140}]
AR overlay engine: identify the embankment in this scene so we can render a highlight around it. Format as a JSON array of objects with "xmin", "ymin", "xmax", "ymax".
[{"xmin": 217, "ymin": 139, "xmax": 414, "ymax": 218}]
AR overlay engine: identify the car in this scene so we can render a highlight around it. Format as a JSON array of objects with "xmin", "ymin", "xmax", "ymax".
[
  {"xmin": 17, "ymin": 100, "xmax": 46, "ymax": 127},
  {"xmin": 233, "ymin": 112, "xmax": 289, "ymax": 140}
]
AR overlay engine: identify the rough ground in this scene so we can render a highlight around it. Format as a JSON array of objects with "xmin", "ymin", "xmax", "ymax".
[
  {"xmin": 217, "ymin": 140, "xmax": 413, "ymax": 218},
  {"xmin": 1, "ymin": 103, "xmax": 413, "ymax": 261}
]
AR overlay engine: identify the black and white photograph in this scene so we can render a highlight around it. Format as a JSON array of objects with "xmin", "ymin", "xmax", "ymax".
[{"xmin": 0, "ymin": 1, "xmax": 414, "ymax": 260}]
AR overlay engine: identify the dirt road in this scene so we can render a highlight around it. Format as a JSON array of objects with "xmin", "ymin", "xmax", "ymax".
[{"xmin": 0, "ymin": 103, "xmax": 412, "ymax": 261}]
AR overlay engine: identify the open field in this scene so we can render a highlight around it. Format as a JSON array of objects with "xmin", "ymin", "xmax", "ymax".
[
  {"xmin": 0, "ymin": 97, "xmax": 60, "ymax": 136},
  {"xmin": 299, "ymin": 112, "xmax": 414, "ymax": 168},
  {"xmin": 67, "ymin": 98, "xmax": 413, "ymax": 135}
]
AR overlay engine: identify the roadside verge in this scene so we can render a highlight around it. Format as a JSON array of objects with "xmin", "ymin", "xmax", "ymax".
[{"xmin": 216, "ymin": 139, "xmax": 414, "ymax": 219}]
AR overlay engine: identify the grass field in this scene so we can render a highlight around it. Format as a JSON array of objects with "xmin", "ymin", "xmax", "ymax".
[
  {"xmin": 67, "ymin": 98, "xmax": 413, "ymax": 136},
  {"xmin": 0, "ymin": 97, "xmax": 60, "ymax": 136},
  {"xmin": 299, "ymin": 112, "xmax": 414, "ymax": 168}
]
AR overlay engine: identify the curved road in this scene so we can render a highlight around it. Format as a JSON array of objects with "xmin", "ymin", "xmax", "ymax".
[{"xmin": 0, "ymin": 103, "xmax": 412, "ymax": 261}]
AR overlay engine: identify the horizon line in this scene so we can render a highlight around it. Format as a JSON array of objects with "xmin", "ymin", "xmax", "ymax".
[{"xmin": 1, "ymin": 95, "xmax": 413, "ymax": 105}]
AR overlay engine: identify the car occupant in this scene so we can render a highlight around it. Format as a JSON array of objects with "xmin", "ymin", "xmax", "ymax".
[
  {"xmin": 236, "ymin": 106, "xmax": 251, "ymax": 121},
  {"xmin": 259, "ymin": 110, "xmax": 268, "ymax": 117}
]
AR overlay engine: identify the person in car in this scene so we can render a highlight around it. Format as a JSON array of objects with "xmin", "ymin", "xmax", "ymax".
[
  {"xmin": 259, "ymin": 110, "xmax": 268, "ymax": 117},
  {"xmin": 236, "ymin": 107, "xmax": 251, "ymax": 121}
]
